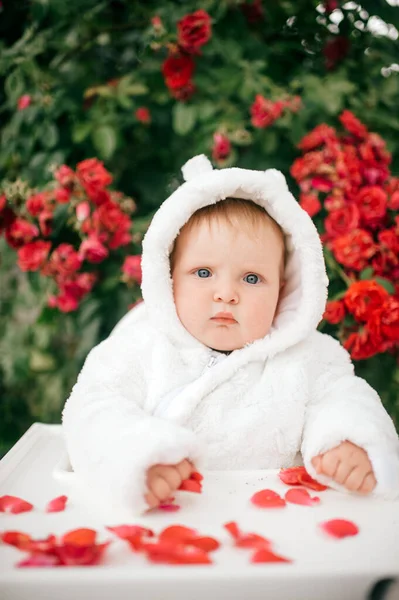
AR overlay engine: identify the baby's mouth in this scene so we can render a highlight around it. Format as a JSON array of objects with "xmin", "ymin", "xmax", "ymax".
[{"xmin": 211, "ymin": 312, "xmax": 237, "ymax": 324}]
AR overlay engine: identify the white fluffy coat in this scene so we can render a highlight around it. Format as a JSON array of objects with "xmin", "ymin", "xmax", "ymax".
[{"xmin": 62, "ymin": 155, "xmax": 399, "ymax": 517}]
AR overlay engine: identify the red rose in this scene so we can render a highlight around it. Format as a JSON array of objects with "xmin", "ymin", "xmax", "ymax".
[
  {"xmin": 0, "ymin": 194, "xmax": 6, "ymax": 213},
  {"xmin": 379, "ymin": 228, "xmax": 399, "ymax": 254},
  {"xmin": 344, "ymin": 280, "xmax": 389, "ymax": 322},
  {"xmin": 323, "ymin": 36, "xmax": 350, "ymax": 70},
  {"xmin": 339, "ymin": 110, "xmax": 368, "ymax": 139},
  {"xmin": 79, "ymin": 236, "xmax": 109, "ymax": 263},
  {"xmin": 299, "ymin": 193, "xmax": 322, "ymax": 218},
  {"xmin": 324, "ymin": 1, "xmax": 340, "ymax": 13},
  {"xmin": 108, "ymin": 227, "xmax": 131, "ymax": 250},
  {"xmin": 43, "ymin": 244, "xmax": 82, "ymax": 278},
  {"xmin": 26, "ymin": 193, "xmax": 47, "ymax": 216},
  {"xmin": 135, "ymin": 107, "xmax": 151, "ymax": 124},
  {"xmin": 368, "ymin": 296, "xmax": 399, "ymax": 343},
  {"xmin": 39, "ymin": 210, "xmax": 53, "ymax": 237},
  {"xmin": 344, "ymin": 327, "xmax": 382, "ymax": 360},
  {"xmin": 331, "ymin": 229, "xmax": 376, "ymax": 270},
  {"xmin": 76, "ymin": 158, "xmax": 112, "ymax": 189},
  {"xmin": 17, "ymin": 95, "xmax": 31, "ymax": 110},
  {"xmin": 5, "ymin": 218, "xmax": 39, "ymax": 249},
  {"xmin": 177, "ymin": 10, "xmax": 211, "ymax": 54},
  {"xmin": 54, "ymin": 165, "xmax": 75, "ymax": 187},
  {"xmin": 212, "ymin": 133, "xmax": 231, "ymax": 162},
  {"xmin": 297, "ymin": 124, "xmax": 337, "ymax": 152},
  {"xmin": 54, "ymin": 187, "xmax": 71, "ymax": 204},
  {"xmin": 17, "ymin": 240, "xmax": 51, "ymax": 272},
  {"xmin": 122, "ymin": 255, "xmax": 142, "ymax": 285},
  {"xmin": 162, "ymin": 54, "xmax": 195, "ymax": 90},
  {"xmin": 250, "ymin": 95, "xmax": 284, "ymax": 128},
  {"xmin": 290, "ymin": 152, "xmax": 324, "ymax": 181},
  {"xmin": 323, "ymin": 300, "xmax": 346, "ymax": 324},
  {"xmin": 324, "ymin": 203, "xmax": 360, "ymax": 239},
  {"xmin": 389, "ymin": 190, "xmax": 399, "ymax": 211},
  {"xmin": 240, "ymin": 0, "xmax": 264, "ymax": 24},
  {"xmin": 355, "ymin": 186, "xmax": 387, "ymax": 228}
]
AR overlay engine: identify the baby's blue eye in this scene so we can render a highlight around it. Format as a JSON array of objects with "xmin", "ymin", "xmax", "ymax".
[
  {"xmin": 197, "ymin": 268, "xmax": 211, "ymax": 278},
  {"xmin": 244, "ymin": 274, "xmax": 259, "ymax": 284}
]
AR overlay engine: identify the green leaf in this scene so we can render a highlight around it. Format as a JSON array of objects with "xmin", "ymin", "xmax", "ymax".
[
  {"xmin": 5, "ymin": 69, "xmax": 25, "ymax": 101},
  {"xmin": 359, "ymin": 267, "xmax": 374, "ymax": 280},
  {"xmin": 72, "ymin": 121, "xmax": 92, "ymax": 143},
  {"xmin": 125, "ymin": 83, "xmax": 149, "ymax": 96},
  {"xmin": 172, "ymin": 103, "xmax": 197, "ymax": 136},
  {"xmin": 41, "ymin": 123, "xmax": 59, "ymax": 149},
  {"xmin": 374, "ymin": 277, "xmax": 396, "ymax": 295},
  {"xmin": 92, "ymin": 125, "xmax": 117, "ymax": 159}
]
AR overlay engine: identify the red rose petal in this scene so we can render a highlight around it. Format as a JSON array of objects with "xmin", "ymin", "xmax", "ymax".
[
  {"xmin": 320, "ymin": 519, "xmax": 359, "ymax": 539},
  {"xmin": 26, "ymin": 535, "xmax": 58, "ymax": 554},
  {"xmin": 1, "ymin": 531, "xmax": 32, "ymax": 550},
  {"xmin": 297, "ymin": 471, "xmax": 328, "ymax": 491},
  {"xmin": 189, "ymin": 536, "xmax": 220, "ymax": 553},
  {"xmin": 158, "ymin": 503, "xmax": 181, "ymax": 512},
  {"xmin": 143, "ymin": 541, "xmax": 212, "ymax": 565},
  {"xmin": 178, "ymin": 479, "xmax": 202, "ymax": 493},
  {"xmin": 159, "ymin": 525, "xmax": 197, "ymax": 544},
  {"xmin": 224, "ymin": 522, "xmax": 271, "ymax": 549},
  {"xmin": 285, "ymin": 488, "xmax": 320, "ymax": 506},
  {"xmin": 0, "ymin": 495, "xmax": 34, "ymax": 514},
  {"xmin": 46, "ymin": 495, "xmax": 68, "ymax": 513},
  {"xmin": 56, "ymin": 541, "xmax": 110, "ymax": 566},
  {"xmin": 251, "ymin": 489, "xmax": 286, "ymax": 508},
  {"xmin": 17, "ymin": 554, "xmax": 61, "ymax": 568},
  {"xmin": 61, "ymin": 528, "xmax": 97, "ymax": 546},
  {"xmin": 279, "ymin": 466, "xmax": 306, "ymax": 486},
  {"xmin": 106, "ymin": 525, "xmax": 154, "ymax": 540},
  {"xmin": 251, "ymin": 548, "xmax": 293, "ymax": 564}
]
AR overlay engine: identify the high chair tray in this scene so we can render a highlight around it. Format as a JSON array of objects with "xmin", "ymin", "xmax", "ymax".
[{"xmin": 0, "ymin": 423, "xmax": 398, "ymax": 600}]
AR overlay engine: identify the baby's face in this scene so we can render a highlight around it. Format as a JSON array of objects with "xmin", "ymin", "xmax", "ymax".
[{"xmin": 171, "ymin": 219, "xmax": 284, "ymax": 352}]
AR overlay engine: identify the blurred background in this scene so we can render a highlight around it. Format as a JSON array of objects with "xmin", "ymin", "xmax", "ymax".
[{"xmin": 0, "ymin": 0, "xmax": 398, "ymax": 456}]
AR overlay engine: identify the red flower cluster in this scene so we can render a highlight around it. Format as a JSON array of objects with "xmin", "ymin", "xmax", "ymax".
[
  {"xmin": 250, "ymin": 94, "xmax": 302, "ymax": 129},
  {"xmin": 0, "ymin": 158, "xmax": 137, "ymax": 313},
  {"xmin": 161, "ymin": 10, "xmax": 211, "ymax": 101},
  {"xmin": 292, "ymin": 111, "xmax": 399, "ymax": 360}
]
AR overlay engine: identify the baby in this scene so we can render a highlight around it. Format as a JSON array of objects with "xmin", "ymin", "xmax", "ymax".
[{"xmin": 62, "ymin": 154, "xmax": 399, "ymax": 517}]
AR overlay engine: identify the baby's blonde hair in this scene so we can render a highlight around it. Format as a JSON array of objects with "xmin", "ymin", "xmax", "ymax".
[{"xmin": 170, "ymin": 198, "xmax": 286, "ymax": 276}]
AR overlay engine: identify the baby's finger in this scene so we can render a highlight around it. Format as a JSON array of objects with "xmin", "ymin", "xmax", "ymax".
[
  {"xmin": 149, "ymin": 475, "xmax": 172, "ymax": 502},
  {"xmin": 358, "ymin": 472, "xmax": 377, "ymax": 495},
  {"xmin": 332, "ymin": 460, "xmax": 354, "ymax": 485},
  {"xmin": 153, "ymin": 465, "xmax": 182, "ymax": 490},
  {"xmin": 342, "ymin": 466, "xmax": 367, "ymax": 492},
  {"xmin": 319, "ymin": 452, "xmax": 340, "ymax": 478},
  {"xmin": 175, "ymin": 459, "xmax": 192, "ymax": 481},
  {"xmin": 311, "ymin": 456, "xmax": 322, "ymax": 473},
  {"xmin": 145, "ymin": 490, "xmax": 160, "ymax": 509}
]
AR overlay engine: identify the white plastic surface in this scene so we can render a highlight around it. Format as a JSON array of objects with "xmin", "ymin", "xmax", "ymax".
[{"xmin": 1, "ymin": 423, "xmax": 399, "ymax": 600}]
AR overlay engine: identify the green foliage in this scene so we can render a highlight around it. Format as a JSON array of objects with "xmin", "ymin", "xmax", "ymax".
[{"xmin": 0, "ymin": 0, "xmax": 398, "ymax": 453}]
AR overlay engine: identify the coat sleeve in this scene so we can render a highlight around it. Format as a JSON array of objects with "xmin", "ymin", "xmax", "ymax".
[
  {"xmin": 62, "ymin": 333, "xmax": 204, "ymax": 518},
  {"xmin": 301, "ymin": 332, "xmax": 399, "ymax": 499}
]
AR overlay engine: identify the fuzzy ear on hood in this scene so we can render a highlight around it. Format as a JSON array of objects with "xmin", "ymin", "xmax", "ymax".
[{"xmin": 140, "ymin": 154, "xmax": 329, "ymax": 358}]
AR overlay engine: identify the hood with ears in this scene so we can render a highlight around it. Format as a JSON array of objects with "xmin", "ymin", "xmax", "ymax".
[{"xmin": 140, "ymin": 154, "xmax": 328, "ymax": 358}]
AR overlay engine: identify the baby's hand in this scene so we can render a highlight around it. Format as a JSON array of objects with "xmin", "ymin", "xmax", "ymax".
[
  {"xmin": 145, "ymin": 459, "xmax": 193, "ymax": 509},
  {"xmin": 311, "ymin": 440, "xmax": 376, "ymax": 494}
]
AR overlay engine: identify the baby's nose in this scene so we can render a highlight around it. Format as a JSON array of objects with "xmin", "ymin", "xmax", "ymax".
[{"xmin": 213, "ymin": 286, "xmax": 238, "ymax": 304}]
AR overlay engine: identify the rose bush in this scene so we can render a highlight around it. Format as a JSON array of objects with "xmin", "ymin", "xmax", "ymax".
[{"xmin": 0, "ymin": 0, "xmax": 398, "ymax": 453}]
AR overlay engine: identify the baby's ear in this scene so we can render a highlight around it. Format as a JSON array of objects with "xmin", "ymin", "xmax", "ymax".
[{"xmin": 182, "ymin": 154, "xmax": 213, "ymax": 181}]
